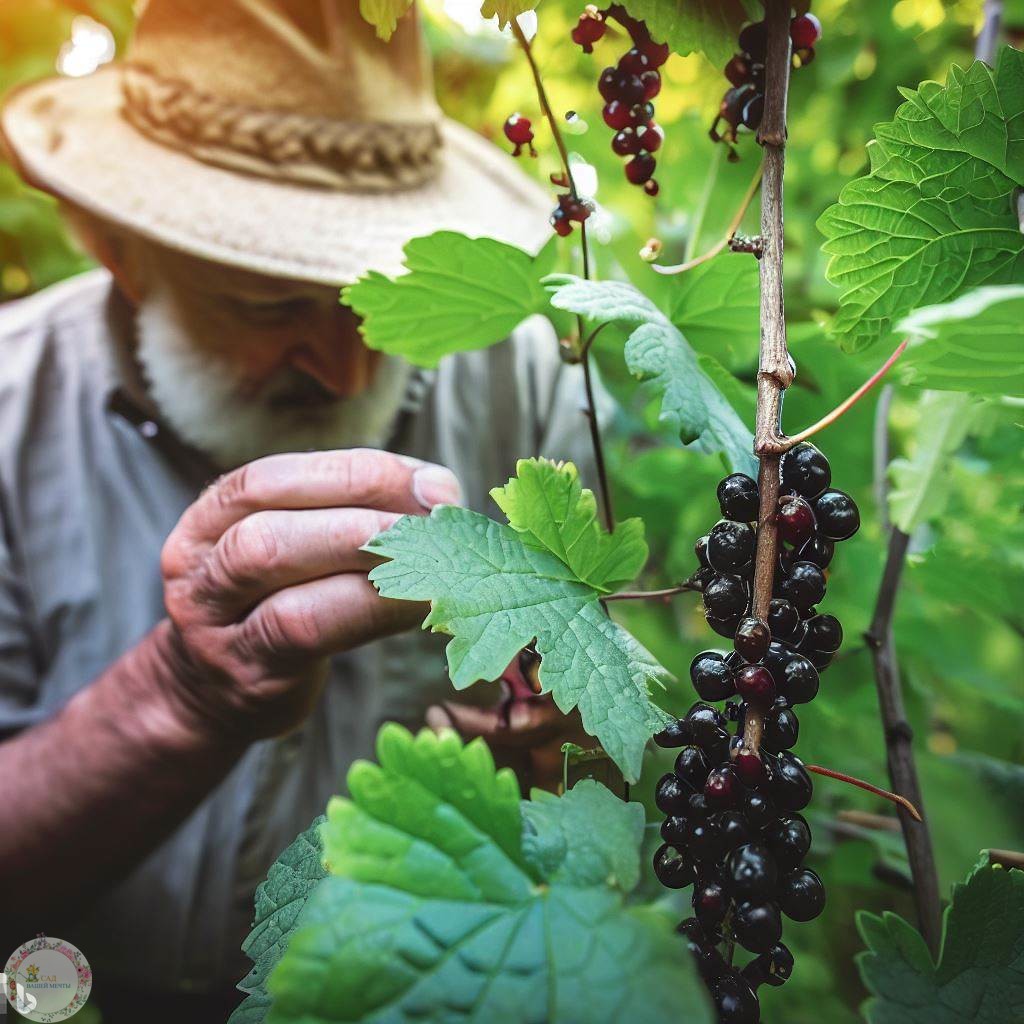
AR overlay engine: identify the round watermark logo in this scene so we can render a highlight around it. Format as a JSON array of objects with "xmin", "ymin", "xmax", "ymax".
[{"xmin": 4, "ymin": 936, "xmax": 91, "ymax": 1021}]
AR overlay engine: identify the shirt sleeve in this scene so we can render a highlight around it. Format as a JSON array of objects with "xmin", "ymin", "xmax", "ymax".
[{"xmin": 0, "ymin": 512, "xmax": 43, "ymax": 741}]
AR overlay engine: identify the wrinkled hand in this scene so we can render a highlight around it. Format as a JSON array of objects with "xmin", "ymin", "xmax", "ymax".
[
  {"xmin": 427, "ymin": 654, "xmax": 590, "ymax": 793},
  {"xmin": 160, "ymin": 448, "xmax": 461, "ymax": 741}
]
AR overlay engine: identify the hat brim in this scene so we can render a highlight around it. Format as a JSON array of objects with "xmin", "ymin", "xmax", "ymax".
[{"xmin": 1, "ymin": 67, "xmax": 553, "ymax": 285}]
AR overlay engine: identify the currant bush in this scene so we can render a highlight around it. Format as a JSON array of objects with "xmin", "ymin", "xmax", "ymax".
[{"xmin": 654, "ymin": 443, "xmax": 859, "ymax": 1022}]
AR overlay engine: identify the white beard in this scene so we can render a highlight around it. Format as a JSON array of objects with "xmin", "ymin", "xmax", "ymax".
[{"xmin": 134, "ymin": 287, "xmax": 413, "ymax": 469}]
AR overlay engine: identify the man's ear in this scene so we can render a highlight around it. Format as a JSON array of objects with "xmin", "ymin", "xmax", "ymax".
[{"xmin": 59, "ymin": 203, "xmax": 146, "ymax": 306}]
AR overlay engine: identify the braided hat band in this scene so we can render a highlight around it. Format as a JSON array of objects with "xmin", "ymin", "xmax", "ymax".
[{"xmin": 122, "ymin": 63, "xmax": 443, "ymax": 192}]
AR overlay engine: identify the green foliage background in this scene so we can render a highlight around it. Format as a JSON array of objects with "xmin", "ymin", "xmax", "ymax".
[{"xmin": 2, "ymin": 2, "xmax": 1022, "ymax": 1022}]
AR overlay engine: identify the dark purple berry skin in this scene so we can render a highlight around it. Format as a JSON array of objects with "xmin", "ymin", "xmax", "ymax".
[
  {"xmin": 655, "ymin": 772, "xmax": 691, "ymax": 814},
  {"xmin": 738, "ymin": 21, "xmax": 768, "ymax": 60},
  {"xmin": 685, "ymin": 703, "xmax": 729, "ymax": 745},
  {"xmin": 743, "ymin": 942, "xmax": 795, "ymax": 989},
  {"xmin": 768, "ymin": 598, "xmax": 801, "ymax": 639},
  {"xmin": 813, "ymin": 489, "xmax": 861, "ymax": 541},
  {"xmin": 617, "ymin": 47, "xmax": 650, "ymax": 75},
  {"xmin": 807, "ymin": 649, "xmax": 834, "ymax": 672},
  {"xmin": 768, "ymin": 752, "xmax": 813, "ymax": 812},
  {"xmin": 736, "ymin": 664, "xmax": 776, "ymax": 704},
  {"xmin": 654, "ymin": 843, "xmax": 695, "ymax": 888},
  {"xmin": 695, "ymin": 534, "xmax": 711, "ymax": 567},
  {"xmin": 776, "ymin": 495, "xmax": 816, "ymax": 545},
  {"xmin": 675, "ymin": 745, "xmax": 710, "ymax": 791},
  {"xmin": 602, "ymin": 100, "xmax": 633, "ymax": 130},
  {"xmin": 713, "ymin": 972, "xmax": 760, "ymax": 1024},
  {"xmin": 661, "ymin": 815, "xmax": 688, "ymax": 844},
  {"xmin": 694, "ymin": 880, "xmax": 730, "ymax": 929},
  {"xmin": 740, "ymin": 92, "xmax": 764, "ymax": 129},
  {"xmin": 714, "ymin": 810, "xmax": 753, "ymax": 853},
  {"xmin": 707, "ymin": 521, "xmax": 756, "ymax": 573},
  {"xmin": 761, "ymin": 707, "xmax": 799, "ymax": 752},
  {"xmin": 781, "ymin": 442, "xmax": 831, "ymax": 499},
  {"xmin": 778, "ymin": 867, "xmax": 826, "ymax": 921},
  {"xmin": 780, "ymin": 561, "xmax": 827, "ymax": 609},
  {"xmin": 763, "ymin": 815, "xmax": 811, "ymax": 871},
  {"xmin": 802, "ymin": 614, "xmax": 843, "ymax": 653},
  {"xmin": 797, "ymin": 533, "xmax": 835, "ymax": 569},
  {"xmin": 732, "ymin": 900, "xmax": 783, "ymax": 953},
  {"xmin": 724, "ymin": 53, "xmax": 754, "ymax": 86},
  {"xmin": 780, "ymin": 655, "xmax": 820, "ymax": 704},
  {"xmin": 653, "ymin": 718, "xmax": 689, "ymax": 748},
  {"xmin": 734, "ymin": 616, "xmax": 770, "ymax": 662},
  {"xmin": 690, "ymin": 651, "xmax": 736, "ymax": 702},
  {"xmin": 703, "ymin": 575, "xmax": 749, "ymax": 619},
  {"xmin": 687, "ymin": 819, "xmax": 722, "ymax": 862},
  {"xmin": 734, "ymin": 748, "xmax": 766, "ymax": 785},
  {"xmin": 743, "ymin": 790, "xmax": 776, "ymax": 828},
  {"xmin": 727, "ymin": 843, "xmax": 778, "ymax": 899},
  {"xmin": 625, "ymin": 151, "xmax": 656, "ymax": 184},
  {"xmin": 707, "ymin": 612, "xmax": 741, "ymax": 640},
  {"xmin": 717, "ymin": 473, "xmax": 760, "ymax": 521},
  {"xmin": 611, "ymin": 127, "xmax": 641, "ymax": 156}
]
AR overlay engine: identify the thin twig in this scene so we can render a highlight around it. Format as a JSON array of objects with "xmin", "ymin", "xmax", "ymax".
[
  {"xmin": 866, "ymin": 524, "xmax": 943, "ymax": 954},
  {"xmin": 510, "ymin": 18, "xmax": 613, "ymax": 531},
  {"xmin": 740, "ymin": 0, "xmax": 793, "ymax": 760},
  {"xmin": 786, "ymin": 340, "xmax": 908, "ymax": 447},
  {"xmin": 604, "ymin": 582, "xmax": 702, "ymax": 603},
  {"xmin": 837, "ymin": 809, "xmax": 901, "ymax": 832},
  {"xmin": 873, "ymin": 384, "xmax": 895, "ymax": 533},
  {"xmin": 652, "ymin": 162, "xmax": 764, "ymax": 275},
  {"xmin": 805, "ymin": 764, "xmax": 923, "ymax": 821}
]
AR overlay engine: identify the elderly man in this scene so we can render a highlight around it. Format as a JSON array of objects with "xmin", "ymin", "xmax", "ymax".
[{"xmin": 0, "ymin": 1, "xmax": 591, "ymax": 1019}]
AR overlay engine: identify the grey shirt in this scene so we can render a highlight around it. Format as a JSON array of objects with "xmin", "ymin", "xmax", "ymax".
[{"xmin": 0, "ymin": 269, "xmax": 595, "ymax": 993}]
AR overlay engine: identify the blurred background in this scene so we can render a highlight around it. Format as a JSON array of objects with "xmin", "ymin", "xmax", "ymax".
[{"xmin": 1, "ymin": 1, "xmax": 1021, "ymax": 1021}]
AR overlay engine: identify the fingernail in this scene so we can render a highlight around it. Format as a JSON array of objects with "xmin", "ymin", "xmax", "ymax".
[{"xmin": 412, "ymin": 465, "xmax": 462, "ymax": 509}]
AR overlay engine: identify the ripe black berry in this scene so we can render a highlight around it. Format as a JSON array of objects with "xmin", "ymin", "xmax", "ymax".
[
  {"xmin": 655, "ymin": 772, "xmax": 691, "ymax": 815},
  {"xmin": 776, "ymin": 495, "xmax": 816, "ymax": 546},
  {"xmin": 713, "ymin": 972, "xmax": 760, "ymax": 1024},
  {"xmin": 674, "ymin": 744, "xmax": 710, "ymax": 791},
  {"xmin": 690, "ymin": 651, "xmax": 736, "ymax": 702},
  {"xmin": 780, "ymin": 654, "xmax": 820, "ymax": 704},
  {"xmin": 703, "ymin": 575, "xmax": 749, "ymax": 620},
  {"xmin": 654, "ymin": 843, "xmax": 695, "ymax": 888},
  {"xmin": 743, "ymin": 943, "xmax": 794, "ymax": 989},
  {"xmin": 717, "ymin": 473, "xmax": 760, "ymax": 521},
  {"xmin": 767, "ymin": 752, "xmax": 813, "ymax": 812},
  {"xmin": 778, "ymin": 867, "xmax": 826, "ymax": 921},
  {"xmin": 802, "ymin": 614, "xmax": 843, "ymax": 653},
  {"xmin": 735, "ymin": 665, "xmax": 776, "ymax": 705},
  {"xmin": 813, "ymin": 489, "xmax": 861, "ymax": 541},
  {"xmin": 714, "ymin": 810, "xmax": 753, "ymax": 853},
  {"xmin": 738, "ymin": 21, "xmax": 767, "ymax": 60},
  {"xmin": 707, "ymin": 521, "xmax": 756, "ymax": 573},
  {"xmin": 707, "ymin": 612, "xmax": 741, "ymax": 640},
  {"xmin": 763, "ymin": 815, "xmax": 811, "ymax": 871},
  {"xmin": 705, "ymin": 765, "xmax": 741, "ymax": 807},
  {"xmin": 780, "ymin": 561, "xmax": 826, "ymax": 609},
  {"xmin": 653, "ymin": 718, "xmax": 689, "ymax": 748},
  {"xmin": 734, "ymin": 616, "xmax": 770, "ymax": 662},
  {"xmin": 743, "ymin": 790, "xmax": 776, "ymax": 828},
  {"xmin": 694, "ymin": 880, "xmax": 730, "ymax": 929},
  {"xmin": 796, "ymin": 533, "xmax": 834, "ymax": 569},
  {"xmin": 767, "ymin": 598, "xmax": 801, "ymax": 640},
  {"xmin": 733, "ymin": 900, "xmax": 783, "ymax": 953},
  {"xmin": 780, "ymin": 443, "xmax": 831, "ymax": 499},
  {"xmin": 727, "ymin": 843, "xmax": 778, "ymax": 899},
  {"xmin": 761, "ymin": 707, "xmax": 799, "ymax": 752}
]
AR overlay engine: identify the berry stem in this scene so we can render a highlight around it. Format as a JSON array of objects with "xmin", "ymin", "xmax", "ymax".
[
  {"xmin": 604, "ymin": 580, "xmax": 703, "ymax": 603},
  {"xmin": 804, "ymin": 764, "xmax": 922, "ymax": 821},
  {"xmin": 510, "ymin": 17, "xmax": 613, "ymax": 530},
  {"xmin": 743, "ymin": 0, "xmax": 793, "ymax": 760},
  {"xmin": 785, "ymin": 340, "xmax": 908, "ymax": 447},
  {"xmin": 652, "ymin": 160, "xmax": 764, "ymax": 276}
]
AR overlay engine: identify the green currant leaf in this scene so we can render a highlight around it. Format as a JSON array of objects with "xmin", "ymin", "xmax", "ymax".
[
  {"xmin": 343, "ymin": 233, "xmax": 561, "ymax": 368},
  {"xmin": 857, "ymin": 859, "xmax": 1024, "ymax": 1024},
  {"xmin": 615, "ymin": 0, "xmax": 778, "ymax": 65},
  {"xmin": 887, "ymin": 392, "xmax": 979, "ymax": 535},
  {"xmin": 549, "ymin": 277, "xmax": 756, "ymax": 476},
  {"xmin": 363, "ymin": 459, "xmax": 674, "ymax": 781},
  {"xmin": 818, "ymin": 47, "xmax": 1024, "ymax": 353},
  {"xmin": 479, "ymin": 0, "xmax": 538, "ymax": 30},
  {"xmin": 896, "ymin": 286, "xmax": 1024, "ymax": 396},
  {"xmin": 228, "ymin": 817, "xmax": 328, "ymax": 1024},
  {"xmin": 264, "ymin": 726, "xmax": 712, "ymax": 1024},
  {"xmin": 491, "ymin": 458, "xmax": 648, "ymax": 592},
  {"xmin": 357, "ymin": 0, "xmax": 413, "ymax": 40}
]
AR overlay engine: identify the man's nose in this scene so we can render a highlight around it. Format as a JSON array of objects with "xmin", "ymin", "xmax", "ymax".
[{"xmin": 286, "ymin": 311, "xmax": 377, "ymax": 398}]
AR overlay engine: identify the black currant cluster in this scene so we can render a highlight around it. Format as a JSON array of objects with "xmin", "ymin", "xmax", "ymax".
[
  {"xmin": 710, "ymin": 12, "xmax": 821, "ymax": 159},
  {"xmin": 652, "ymin": 443, "xmax": 859, "ymax": 1023},
  {"xmin": 571, "ymin": 4, "xmax": 668, "ymax": 196}
]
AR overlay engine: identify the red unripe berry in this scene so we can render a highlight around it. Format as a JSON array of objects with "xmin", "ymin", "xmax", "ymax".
[
  {"xmin": 641, "ymin": 69, "xmax": 662, "ymax": 99},
  {"xmin": 642, "ymin": 38, "xmax": 670, "ymax": 67},
  {"xmin": 603, "ymin": 100, "xmax": 633, "ymax": 130},
  {"xmin": 503, "ymin": 113, "xmax": 533, "ymax": 146},
  {"xmin": 598, "ymin": 67, "xmax": 619, "ymax": 101},
  {"xmin": 611, "ymin": 128, "xmax": 641, "ymax": 156},
  {"xmin": 571, "ymin": 12, "xmax": 606, "ymax": 53},
  {"xmin": 550, "ymin": 210, "xmax": 573, "ymax": 236},
  {"xmin": 637, "ymin": 123, "xmax": 663, "ymax": 152},
  {"xmin": 724, "ymin": 54, "xmax": 754, "ymax": 86},
  {"xmin": 625, "ymin": 151, "xmax": 656, "ymax": 184},
  {"xmin": 735, "ymin": 665, "xmax": 776, "ymax": 704},
  {"xmin": 644, "ymin": 178, "xmax": 660, "ymax": 196},
  {"xmin": 789, "ymin": 13, "xmax": 821, "ymax": 50},
  {"xmin": 705, "ymin": 765, "xmax": 740, "ymax": 806},
  {"xmin": 618, "ymin": 47, "xmax": 650, "ymax": 75},
  {"xmin": 734, "ymin": 748, "xmax": 766, "ymax": 785},
  {"xmin": 721, "ymin": 85, "xmax": 755, "ymax": 127},
  {"xmin": 776, "ymin": 495, "xmax": 816, "ymax": 546}
]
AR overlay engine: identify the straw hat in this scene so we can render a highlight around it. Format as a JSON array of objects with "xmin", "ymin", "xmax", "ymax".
[{"xmin": 0, "ymin": 0, "xmax": 552, "ymax": 284}]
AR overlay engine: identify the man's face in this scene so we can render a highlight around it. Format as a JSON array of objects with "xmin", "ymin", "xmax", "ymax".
[{"xmin": 130, "ymin": 243, "xmax": 412, "ymax": 468}]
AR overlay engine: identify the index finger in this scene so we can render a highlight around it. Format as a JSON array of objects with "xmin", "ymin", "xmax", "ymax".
[{"xmin": 174, "ymin": 448, "xmax": 462, "ymax": 548}]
